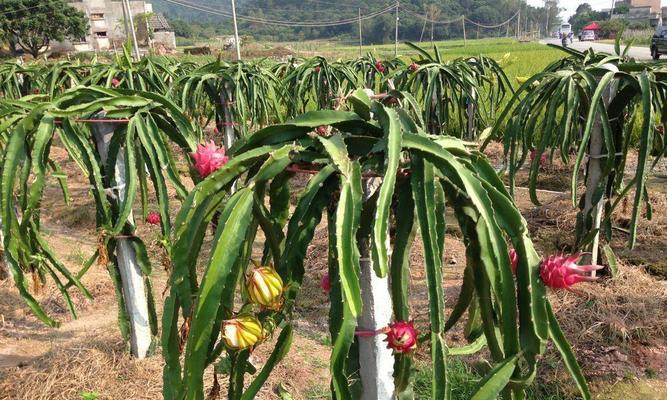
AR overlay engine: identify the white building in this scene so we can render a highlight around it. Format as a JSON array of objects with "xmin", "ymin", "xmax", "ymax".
[{"xmin": 53, "ymin": 1, "xmax": 175, "ymax": 53}]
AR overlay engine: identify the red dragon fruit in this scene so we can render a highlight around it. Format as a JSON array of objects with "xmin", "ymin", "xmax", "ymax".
[
  {"xmin": 321, "ymin": 273, "xmax": 331, "ymax": 294},
  {"xmin": 530, "ymin": 149, "xmax": 548, "ymax": 167},
  {"xmin": 384, "ymin": 320, "xmax": 417, "ymax": 353},
  {"xmin": 191, "ymin": 141, "xmax": 229, "ymax": 178},
  {"xmin": 111, "ymin": 78, "xmax": 120, "ymax": 88},
  {"xmin": 539, "ymin": 253, "xmax": 602, "ymax": 289},
  {"xmin": 409, "ymin": 63, "xmax": 419, "ymax": 72},
  {"xmin": 375, "ymin": 61, "xmax": 386, "ymax": 74},
  {"xmin": 509, "ymin": 247, "xmax": 518, "ymax": 274},
  {"xmin": 146, "ymin": 212, "xmax": 161, "ymax": 225},
  {"xmin": 316, "ymin": 125, "xmax": 328, "ymax": 136}
]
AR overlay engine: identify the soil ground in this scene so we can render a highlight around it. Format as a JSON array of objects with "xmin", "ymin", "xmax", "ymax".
[{"xmin": 0, "ymin": 142, "xmax": 666, "ymax": 399}]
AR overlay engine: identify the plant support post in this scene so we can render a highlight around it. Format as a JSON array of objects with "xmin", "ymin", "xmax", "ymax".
[
  {"xmin": 358, "ymin": 177, "xmax": 395, "ymax": 400},
  {"xmin": 466, "ymin": 59, "xmax": 478, "ymax": 141},
  {"xmin": 583, "ymin": 63, "xmax": 619, "ymax": 270},
  {"xmin": 0, "ymin": 216, "xmax": 7, "ymax": 280},
  {"xmin": 92, "ymin": 115, "xmax": 151, "ymax": 358},
  {"xmin": 221, "ymin": 84, "xmax": 237, "ymax": 192}
]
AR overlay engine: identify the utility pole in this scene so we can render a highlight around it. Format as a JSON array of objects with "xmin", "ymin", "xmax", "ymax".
[
  {"xmin": 394, "ymin": 1, "xmax": 399, "ymax": 57},
  {"xmin": 359, "ymin": 8, "xmax": 363, "ymax": 57},
  {"xmin": 610, "ymin": 0, "xmax": 616, "ymax": 20},
  {"xmin": 122, "ymin": 0, "xmax": 141, "ymax": 61},
  {"xmin": 462, "ymin": 16, "xmax": 466, "ymax": 47},
  {"xmin": 231, "ymin": 0, "xmax": 241, "ymax": 60},
  {"xmin": 419, "ymin": 13, "xmax": 427, "ymax": 42},
  {"xmin": 517, "ymin": 10, "xmax": 521, "ymax": 39}
]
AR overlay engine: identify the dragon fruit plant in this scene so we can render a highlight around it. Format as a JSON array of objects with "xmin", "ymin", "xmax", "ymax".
[
  {"xmin": 0, "ymin": 86, "xmax": 200, "ymax": 345},
  {"xmin": 348, "ymin": 53, "xmax": 404, "ymax": 92},
  {"xmin": 487, "ymin": 46, "xmax": 667, "ymax": 254},
  {"xmin": 162, "ymin": 89, "xmax": 591, "ymax": 400},
  {"xmin": 175, "ymin": 60, "xmax": 285, "ymax": 139},
  {"xmin": 280, "ymin": 56, "xmax": 360, "ymax": 116},
  {"xmin": 395, "ymin": 42, "xmax": 513, "ymax": 138}
]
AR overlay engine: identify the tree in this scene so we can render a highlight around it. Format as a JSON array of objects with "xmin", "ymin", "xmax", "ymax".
[
  {"xmin": 614, "ymin": 3, "xmax": 630, "ymax": 15},
  {"xmin": 569, "ymin": 2, "xmax": 608, "ymax": 32},
  {"xmin": 0, "ymin": 0, "xmax": 88, "ymax": 58}
]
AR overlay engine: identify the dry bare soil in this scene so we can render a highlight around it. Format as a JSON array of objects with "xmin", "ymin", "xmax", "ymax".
[{"xmin": 0, "ymin": 142, "xmax": 666, "ymax": 399}]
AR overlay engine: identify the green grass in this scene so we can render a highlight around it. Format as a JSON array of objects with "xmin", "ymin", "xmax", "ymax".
[{"xmin": 413, "ymin": 359, "xmax": 573, "ymax": 400}]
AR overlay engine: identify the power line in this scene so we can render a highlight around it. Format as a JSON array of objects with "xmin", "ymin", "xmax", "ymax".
[
  {"xmin": 401, "ymin": 8, "xmax": 462, "ymax": 25},
  {"xmin": 465, "ymin": 10, "xmax": 520, "ymax": 29},
  {"xmin": 160, "ymin": 0, "xmax": 395, "ymax": 27},
  {"xmin": 0, "ymin": 3, "xmax": 49, "ymax": 17}
]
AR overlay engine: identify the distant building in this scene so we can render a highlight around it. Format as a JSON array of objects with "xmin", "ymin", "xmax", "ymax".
[
  {"xmin": 52, "ymin": 1, "xmax": 175, "ymax": 53},
  {"xmin": 630, "ymin": 0, "xmax": 661, "ymax": 13},
  {"xmin": 612, "ymin": 0, "xmax": 664, "ymax": 25}
]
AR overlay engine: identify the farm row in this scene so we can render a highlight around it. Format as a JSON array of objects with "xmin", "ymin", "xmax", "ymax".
[{"xmin": 1, "ymin": 42, "xmax": 666, "ymax": 399}]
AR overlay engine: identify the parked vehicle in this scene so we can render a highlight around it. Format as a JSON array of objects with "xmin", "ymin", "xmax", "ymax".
[
  {"xmin": 580, "ymin": 30, "xmax": 596, "ymax": 41},
  {"xmin": 651, "ymin": 25, "xmax": 667, "ymax": 60}
]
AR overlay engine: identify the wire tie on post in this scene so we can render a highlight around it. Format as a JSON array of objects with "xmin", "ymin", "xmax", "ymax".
[
  {"xmin": 216, "ymin": 121, "xmax": 239, "ymax": 127},
  {"xmin": 588, "ymin": 152, "xmax": 623, "ymax": 159},
  {"xmin": 355, "ymin": 329, "xmax": 383, "ymax": 337}
]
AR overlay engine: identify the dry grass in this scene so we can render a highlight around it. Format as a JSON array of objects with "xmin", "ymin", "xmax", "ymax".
[
  {"xmin": 1, "ymin": 141, "xmax": 667, "ymax": 398},
  {"xmin": 0, "ymin": 333, "xmax": 164, "ymax": 400},
  {"xmin": 549, "ymin": 264, "xmax": 667, "ymax": 380}
]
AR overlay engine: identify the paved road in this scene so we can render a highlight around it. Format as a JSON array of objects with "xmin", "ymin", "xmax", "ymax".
[{"xmin": 541, "ymin": 38, "xmax": 652, "ymax": 60}]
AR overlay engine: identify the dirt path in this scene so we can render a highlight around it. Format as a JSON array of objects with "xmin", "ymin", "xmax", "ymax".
[{"xmin": 1, "ymin": 143, "xmax": 666, "ymax": 399}]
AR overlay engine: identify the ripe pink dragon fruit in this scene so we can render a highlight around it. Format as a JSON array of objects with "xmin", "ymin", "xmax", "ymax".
[
  {"xmin": 409, "ymin": 63, "xmax": 419, "ymax": 72},
  {"xmin": 375, "ymin": 61, "xmax": 386, "ymax": 73},
  {"xmin": 509, "ymin": 248, "xmax": 518, "ymax": 274},
  {"xmin": 111, "ymin": 78, "xmax": 120, "ymax": 88},
  {"xmin": 321, "ymin": 273, "xmax": 330, "ymax": 294},
  {"xmin": 316, "ymin": 125, "xmax": 328, "ymax": 135},
  {"xmin": 191, "ymin": 141, "xmax": 229, "ymax": 178},
  {"xmin": 314, "ymin": 66, "xmax": 321, "ymax": 73},
  {"xmin": 146, "ymin": 212, "xmax": 161, "ymax": 225},
  {"xmin": 530, "ymin": 149, "xmax": 548, "ymax": 167},
  {"xmin": 539, "ymin": 253, "xmax": 602, "ymax": 289},
  {"xmin": 384, "ymin": 320, "xmax": 417, "ymax": 353}
]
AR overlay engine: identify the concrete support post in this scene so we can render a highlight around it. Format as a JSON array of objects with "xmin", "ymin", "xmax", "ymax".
[
  {"xmin": 358, "ymin": 177, "xmax": 395, "ymax": 400},
  {"xmin": 92, "ymin": 114, "xmax": 151, "ymax": 358},
  {"xmin": 0, "ymin": 216, "xmax": 7, "ymax": 280},
  {"xmin": 582, "ymin": 63, "xmax": 618, "ymax": 271},
  {"xmin": 221, "ymin": 83, "xmax": 237, "ymax": 193}
]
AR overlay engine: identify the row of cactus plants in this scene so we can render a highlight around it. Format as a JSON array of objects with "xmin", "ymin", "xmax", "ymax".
[
  {"xmin": 487, "ymin": 43, "xmax": 667, "ymax": 261},
  {"xmin": 4, "ymin": 42, "xmax": 664, "ymax": 398},
  {"xmin": 160, "ymin": 89, "xmax": 594, "ymax": 399}
]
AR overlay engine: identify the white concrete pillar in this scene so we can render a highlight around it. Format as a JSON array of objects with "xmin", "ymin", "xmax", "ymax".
[
  {"xmin": 92, "ymin": 114, "xmax": 151, "ymax": 358},
  {"xmin": 358, "ymin": 177, "xmax": 395, "ymax": 400}
]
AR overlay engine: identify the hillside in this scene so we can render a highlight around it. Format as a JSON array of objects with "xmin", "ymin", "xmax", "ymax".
[{"xmin": 150, "ymin": 0, "xmax": 553, "ymax": 43}]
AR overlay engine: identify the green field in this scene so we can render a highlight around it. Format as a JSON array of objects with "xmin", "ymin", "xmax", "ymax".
[{"xmin": 186, "ymin": 37, "xmax": 566, "ymax": 81}]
